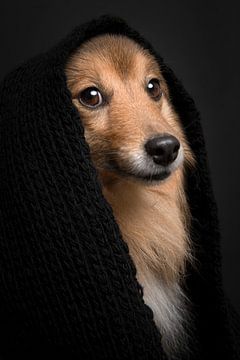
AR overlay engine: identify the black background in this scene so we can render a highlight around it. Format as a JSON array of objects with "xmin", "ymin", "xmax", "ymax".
[{"xmin": 0, "ymin": 0, "xmax": 239, "ymax": 311}]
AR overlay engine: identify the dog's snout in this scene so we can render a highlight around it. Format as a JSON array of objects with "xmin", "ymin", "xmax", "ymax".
[{"xmin": 144, "ymin": 134, "xmax": 180, "ymax": 166}]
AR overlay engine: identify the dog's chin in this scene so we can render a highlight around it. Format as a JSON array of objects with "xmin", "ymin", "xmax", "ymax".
[
  {"xmin": 99, "ymin": 168, "xmax": 172, "ymax": 186},
  {"xmin": 120, "ymin": 168, "xmax": 172, "ymax": 186},
  {"xmin": 132, "ymin": 169, "xmax": 171, "ymax": 183},
  {"xmin": 100, "ymin": 162, "xmax": 172, "ymax": 186},
  {"xmin": 98, "ymin": 156, "xmax": 182, "ymax": 187}
]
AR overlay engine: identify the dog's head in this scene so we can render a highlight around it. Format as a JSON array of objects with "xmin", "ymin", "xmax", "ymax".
[{"xmin": 66, "ymin": 34, "xmax": 194, "ymax": 185}]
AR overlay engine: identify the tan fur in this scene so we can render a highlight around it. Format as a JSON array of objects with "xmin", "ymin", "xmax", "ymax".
[{"xmin": 65, "ymin": 34, "xmax": 195, "ymax": 357}]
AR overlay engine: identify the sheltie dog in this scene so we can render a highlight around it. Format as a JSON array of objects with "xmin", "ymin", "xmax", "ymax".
[{"xmin": 65, "ymin": 34, "xmax": 195, "ymax": 358}]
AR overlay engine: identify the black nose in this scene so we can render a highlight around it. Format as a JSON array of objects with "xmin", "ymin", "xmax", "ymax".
[{"xmin": 144, "ymin": 134, "xmax": 180, "ymax": 166}]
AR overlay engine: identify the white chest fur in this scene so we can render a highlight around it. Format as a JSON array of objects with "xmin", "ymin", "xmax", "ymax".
[
  {"xmin": 102, "ymin": 176, "xmax": 192, "ymax": 357},
  {"xmin": 137, "ymin": 267, "xmax": 191, "ymax": 358}
]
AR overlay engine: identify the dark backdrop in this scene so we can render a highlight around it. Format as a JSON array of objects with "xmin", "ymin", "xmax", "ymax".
[{"xmin": 0, "ymin": 0, "xmax": 239, "ymax": 311}]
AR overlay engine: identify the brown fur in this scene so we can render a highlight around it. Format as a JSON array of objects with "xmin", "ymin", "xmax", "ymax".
[
  {"xmin": 65, "ymin": 34, "xmax": 195, "ymax": 355},
  {"xmin": 66, "ymin": 34, "xmax": 194, "ymax": 282}
]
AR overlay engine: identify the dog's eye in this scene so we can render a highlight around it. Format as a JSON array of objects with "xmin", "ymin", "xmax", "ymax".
[
  {"xmin": 78, "ymin": 87, "xmax": 103, "ymax": 108},
  {"xmin": 147, "ymin": 79, "xmax": 162, "ymax": 100}
]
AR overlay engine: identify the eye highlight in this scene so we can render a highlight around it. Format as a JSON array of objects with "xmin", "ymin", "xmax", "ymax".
[
  {"xmin": 78, "ymin": 87, "xmax": 103, "ymax": 108},
  {"xmin": 147, "ymin": 78, "xmax": 162, "ymax": 101}
]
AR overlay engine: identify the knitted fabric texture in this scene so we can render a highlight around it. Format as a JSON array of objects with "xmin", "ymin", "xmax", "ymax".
[{"xmin": 0, "ymin": 15, "xmax": 239, "ymax": 360}]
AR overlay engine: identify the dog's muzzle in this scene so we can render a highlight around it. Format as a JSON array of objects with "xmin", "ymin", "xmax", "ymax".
[{"xmin": 103, "ymin": 133, "xmax": 182, "ymax": 184}]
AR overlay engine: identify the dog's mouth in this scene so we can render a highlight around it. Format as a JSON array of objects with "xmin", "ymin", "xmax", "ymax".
[
  {"xmin": 118, "ymin": 168, "xmax": 171, "ymax": 184},
  {"xmin": 103, "ymin": 159, "xmax": 172, "ymax": 184},
  {"xmin": 96, "ymin": 147, "xmax": 184, "ymax": 186},
  {"xmin": 135, "ymin": 169, "xmax": 171, "ymax": 182}
]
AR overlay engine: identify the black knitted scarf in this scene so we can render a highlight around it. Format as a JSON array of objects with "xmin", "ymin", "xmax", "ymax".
[{"xmin": 0, "ymin": 15, "xmax": 239, "ymax": 360}]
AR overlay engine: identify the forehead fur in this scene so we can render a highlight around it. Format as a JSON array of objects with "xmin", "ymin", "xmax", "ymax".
[{"xmin": 66, "ymin": 34, "xmax": 162, "ymax": 87}]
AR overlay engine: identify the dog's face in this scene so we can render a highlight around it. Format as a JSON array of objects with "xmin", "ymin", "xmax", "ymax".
[{"xmin": 66, "ymin": 34, "xmax": 193, "ymax": 186}]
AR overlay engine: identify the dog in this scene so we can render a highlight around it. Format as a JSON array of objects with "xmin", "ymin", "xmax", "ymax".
[{"xmin": 65, "ymin": 33, "xmax": 195, "ymax": 358}]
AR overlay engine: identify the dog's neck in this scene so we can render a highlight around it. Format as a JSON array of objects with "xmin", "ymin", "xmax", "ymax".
[
  {"xmin": 100, "ymin": 169, "xmax": 191, "ymax": 285},
  {"xmin": 100, "ymin": 171, "xmax": 192, "ymax": 357}
]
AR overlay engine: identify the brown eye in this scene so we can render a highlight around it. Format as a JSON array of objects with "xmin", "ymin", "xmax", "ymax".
[
  {"xmin": 78, "ymin": 87, "xmax": 103, "ymax": 108},
  {"xmin": 147, "ymin": 79, "xmax": 162, "ymax": 100}
]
